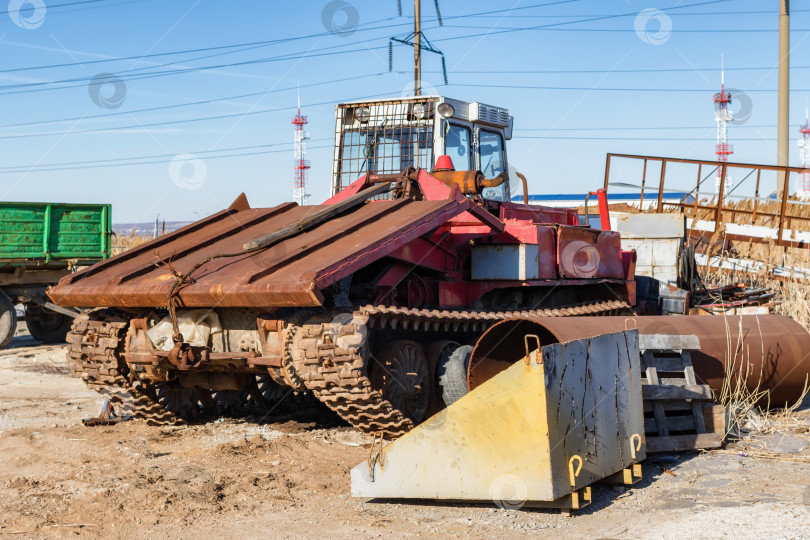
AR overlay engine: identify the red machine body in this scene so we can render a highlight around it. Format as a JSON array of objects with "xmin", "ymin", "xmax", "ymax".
[{"xmin": 325, "ymin": 169, "xmax": 635, "ymax": 310}]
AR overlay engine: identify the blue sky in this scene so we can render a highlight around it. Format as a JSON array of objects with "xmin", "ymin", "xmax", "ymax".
[{"xmin": 1, "ymin": 0, "xmax": 809, "ymax": 222}]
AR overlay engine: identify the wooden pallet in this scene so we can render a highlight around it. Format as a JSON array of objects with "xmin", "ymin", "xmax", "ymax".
[{"xmin": 639, "ymin": 334, "xmax": 725, "ymax": 453}]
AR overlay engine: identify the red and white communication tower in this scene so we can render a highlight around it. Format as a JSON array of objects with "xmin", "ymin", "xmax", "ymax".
[
  {"xmin": 798, "ymin": 101, "xmax": 810, "ymax": 198},
  {"xmin": 292, "ymin": 91, "xmax": 311, "ymax": 206},
  {"xmin": 713, "ymin": 61, "xmax": 733, "ymax": 193}
]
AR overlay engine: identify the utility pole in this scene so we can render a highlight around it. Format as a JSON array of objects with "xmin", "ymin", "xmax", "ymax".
[
  {"xmin": 778, "ymin": 0, "xmax": 790, "ymax": 194},
  {"xmin": 389, "ymin": 0, "xmax": 446, "ymax": 94},
  {"xmin": 414, "ymin": 0, "xmax": 421, "ymax": 95}
]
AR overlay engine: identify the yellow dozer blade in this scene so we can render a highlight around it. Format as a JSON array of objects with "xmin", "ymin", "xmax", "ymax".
[{"xmin": 351, "ymin": 330, "xmax": 646, "ymax": 509}]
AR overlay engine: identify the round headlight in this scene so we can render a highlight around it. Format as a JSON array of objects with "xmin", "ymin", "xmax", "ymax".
[
  {"xmin": 354, "ymin": 107, "xmax": 370, "ymax": 123},
  {"xmin": 412, "ymin": 102, "xmax": 429, "ymax": 119},
  {"xmin": 437, "ymin": 102, "xmax": 455, "ymax": 118}
]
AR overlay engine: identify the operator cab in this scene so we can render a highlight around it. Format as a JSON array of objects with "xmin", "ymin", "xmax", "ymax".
[{"xmin": 331, "ymin": 96, "xmax": 514, "ymax": 200}]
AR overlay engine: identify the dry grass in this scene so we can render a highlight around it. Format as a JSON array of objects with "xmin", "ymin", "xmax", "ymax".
[
  {"xmin": 111, "ymin": 230, "xmax": 152, "ymax": 256},
  {"xmin": 716, "ymin": 315, "xmax": 810, "ymax": 445},
  {"xmin": 679, "ymin": 194, "xmax": 810, "ymax": 233}
]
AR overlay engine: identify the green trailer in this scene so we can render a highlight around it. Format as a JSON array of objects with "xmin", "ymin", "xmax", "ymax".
[{"xmin": 0, "ymin": 202, "xmax": 111, "ymax": 348}]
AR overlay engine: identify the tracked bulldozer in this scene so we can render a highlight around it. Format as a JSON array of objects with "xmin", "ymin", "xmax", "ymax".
[{"xmin": 49, "ymin": 95, "xmax": 637, "ymax": 434}]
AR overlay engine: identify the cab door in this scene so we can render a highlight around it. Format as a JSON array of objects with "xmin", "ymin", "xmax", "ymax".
[
  {"xmin": 442, "ymin": 121, "xmax": 473, "ymax": 171},
  {"xmin": 475, "ymin": 127, "xmax": 508, "ymax": 201}
]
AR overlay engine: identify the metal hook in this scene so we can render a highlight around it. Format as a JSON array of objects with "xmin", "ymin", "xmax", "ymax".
[
  {"xmin": 624, "ymin": 317, "xmax": 638, "ymax": 331},
  {"xmin": 630, "ymin": 433, "xmax": 642, "ymax": 460},
  {"xmin": 523, "ymin": 334, "xmax": 541, "ymax": 365},
  {"xmin": 367, "ymin": 431, "xmax": 386, "ymax": 481},
  {"xmin": 568, "ymin": 455, "xmax": 583, "ymax": 487}
]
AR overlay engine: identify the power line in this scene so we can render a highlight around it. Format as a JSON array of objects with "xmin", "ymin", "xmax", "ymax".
[
  {"xmin": 441, "ymin": 25, "xmax": 810, "ymax": 33},
  {"xmin": 0, "ymin": 139, "xmax": 333, "ymax": 172},
  {"xmin": 2, "ymin": 133, "xmax": 790, "ymax": 175},
  {"xmin": 2, "ymin": 0, "xmax": 114, "ymax": 15},
  {"xmin": 0, "ymin": 144, "xmax": 334, "ymax": 174},
  {"xmin": 0, "ymin": 0, "xmax": 728, "ymax": 95},
  {"xmin": 0, "ymin": 16, "xmax": 408, "ymax": 75},
  {"xmin": 451, "ymin": 83, "xmax": 810, "ymax": 93},
  {"xmin": 0, "ymin": 74, "xmax": 401, "ymax": 129},
  {"xmin": 0, "ymin": 40, "xmax": 395, "ymax": 95},
  {"xmin": 2, "ymin": 2, "xmax": 586, "ymax": 77},
  {"xmin": 432, "ymin": 0, "xmax": 732, "ymax": 44},
  {"xmin": 408, "ymin": 0, "xmax": 584, "ymax": 24},
  {"xmin": 431, "ymin": 66, "xmax": 810, "ymax": 74},
  {"xmin": 513, "ymin": 136, "xmax": 781, "ymax": 141},
  {"xmin": 422, "ymin": 8, "xmax": 810, "ymax": 20},
  {"xmin": 516, "ymin": 125, "xmax": 778, "ymax": 131},
  {"xmin": 4, "ymin": 2, "xmax": 578, "ymax": 77},
  {"xmin": 0, "ymin": 87, "xmax": 404, "ymax": 139}
]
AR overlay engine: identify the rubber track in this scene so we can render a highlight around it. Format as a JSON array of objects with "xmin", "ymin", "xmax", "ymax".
[
  {"xmin": 66, "ymin": 310, "xmax": 184, "ymax": 426},
  {"xmin": 290, "ymin": 299, "xmax": 630, "ymax": 438}
]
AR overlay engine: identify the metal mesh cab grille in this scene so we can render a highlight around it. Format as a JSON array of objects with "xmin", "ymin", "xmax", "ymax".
[{"xmin": 334, "ymin": 98, "xmax": 437, "ymax": 194}]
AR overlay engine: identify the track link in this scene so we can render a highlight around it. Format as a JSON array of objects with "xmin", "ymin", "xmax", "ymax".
[
  {"xmin": 290, "ymin": 299, "xmax": 630, "ymax": 438},
  {"xmin": 66, "ymin": 309, "xmax": 184, "ymax": 426}
]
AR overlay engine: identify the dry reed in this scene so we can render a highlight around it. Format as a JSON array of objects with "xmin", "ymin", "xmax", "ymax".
[{"xmin": 111, "ymin": 230, "xmax": 152, "ymax": 256}]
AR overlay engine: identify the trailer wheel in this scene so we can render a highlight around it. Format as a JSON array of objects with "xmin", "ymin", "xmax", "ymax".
[
  {"xmin": 437, "ymin": 344, "xmax": 472, "ymax": 407},
  {"xmin": 0, "ymin": 290, "xmax": 17, "ymax": 349},
  {"xmin": 26, "ymin": 305, "xmax": 72, "ymax": 344}
]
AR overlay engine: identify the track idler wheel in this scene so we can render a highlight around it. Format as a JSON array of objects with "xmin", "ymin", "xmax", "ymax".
[
  {"xmin": 258, "ymin": 374, "xmax": 288, "ymax": 403},
  {"xmin": 212, "ymin": 375, "xmax": 274, "ymax": 416},
  {"xmin": 370, "ymin": 340, "xmax": 430, "ymax": 424},
  {"xmin": 154, "ymin": 382, "xmax": 206, "ymax": 422}
]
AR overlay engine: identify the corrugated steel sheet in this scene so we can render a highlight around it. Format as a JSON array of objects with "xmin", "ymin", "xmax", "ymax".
[{"xmin": 48, "ymin": 198, "xmax": 473, "ymax": 308}]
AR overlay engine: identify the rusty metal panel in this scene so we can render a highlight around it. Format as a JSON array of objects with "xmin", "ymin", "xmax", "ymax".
[
  {"xmin": 596, "ymin": 230, "xmax": 626, "ymax": 279},
  {"xmin": 557, "ymin": 226, "xmax": 600, "ymax": 278},
  {"xmin": 49, "ymin": 198, "xmax": 470, "ymax": 308},
  {"xmin": 351, "ymin": 330, "xmax": 644, "ymax": 504}
]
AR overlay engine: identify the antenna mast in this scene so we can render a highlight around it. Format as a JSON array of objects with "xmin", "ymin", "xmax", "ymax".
[
  {"xmin": 798, "ymin": 98, "xmax": 810, "ymax": 198},
  {"xmin": 713, "ymin": 55, "xmax": 733, "ymax": 194},
  {"xmin": 292, "ymin": 85, "xmax": 311, "ymax": 206}
]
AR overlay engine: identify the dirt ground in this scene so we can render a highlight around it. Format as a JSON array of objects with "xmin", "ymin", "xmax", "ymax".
[{"xmin": 1, "ymin": 324, "xmax": 810, "ymax": 539}]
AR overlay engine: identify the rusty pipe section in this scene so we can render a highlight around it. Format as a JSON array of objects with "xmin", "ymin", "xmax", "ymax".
[
  {"xmin": 470, "ymin": 315, "xmax": 810, "ymax": 407},
  {"xmin": 515, "ymin": 172, "xmax": 529, "ymax": 204},
  {"xmin": 430, "ymin": 170, "xmax": 507, "ymax": 195}
]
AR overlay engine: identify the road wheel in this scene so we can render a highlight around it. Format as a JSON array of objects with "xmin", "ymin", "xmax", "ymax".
[
  {"xmin": 370, "ymin": 340, "xmax": 430, "ymax": 424},
  {"xmin": 425, "ymin": 340, "xmax": 459, "ymax": 414},
  {"xmin": 26, "ymin": 305, "xmax": 72, "ymax": 343},
  {"xmin": 155, "ymin": 382, "xmax": 205, "ymax": 422},
  {"xmin": 437, "ymin": 344, "xmax": 472, "ymax": 407},
  {"xmin": 0, "ymin": 290, "xmax": 17, "ymax": 349}
]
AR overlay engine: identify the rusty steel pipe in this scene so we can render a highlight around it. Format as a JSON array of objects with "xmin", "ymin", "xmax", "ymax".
[
  {"xmin": 515, "ymin": 172, "xmax": 529, "ymax": 204},
  {"xmin": 470, "ymin": 315, "xmax": 810, "ymax": 407}
]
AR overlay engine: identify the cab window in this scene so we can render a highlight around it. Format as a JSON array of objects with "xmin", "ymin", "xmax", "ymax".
[
  {"xmin": 444, "ymin": 124, "xmax": 471, "ymax": 170},
  {"xmin": 479, "ymin": 130, "xmax": 505, "ymax": 177},
  {"xmin": 478, "ymin": 130, "xmax": 507, "ymax": 201}
]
